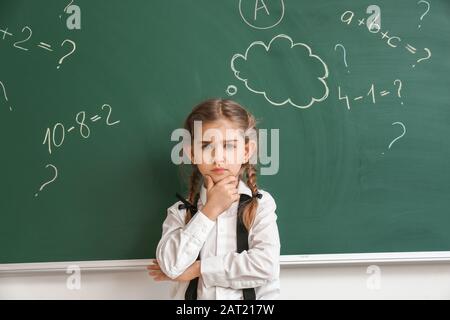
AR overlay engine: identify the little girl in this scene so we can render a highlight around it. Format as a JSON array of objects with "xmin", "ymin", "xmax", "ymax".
[{"xmin": 148, "ymin": 99, "xmax": 280, "ymax": 300}]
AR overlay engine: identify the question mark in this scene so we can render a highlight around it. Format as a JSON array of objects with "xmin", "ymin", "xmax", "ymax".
[
  {"xmin": 60, "ymin": 0, "xmax": 74, "ymax": 19},
  {"xmin": 35, "ymin": 164, "xmax": 58, "ymax": 197},
  {"xmin": 57, "ymin": 39, "xmax": 76, "ymax": 69},
  {"xmin": 393, "ymin": 79, "xmax": 404, "ymax": 105},
  {"xmin": 0, "ymin": 80, "xmax": 13, "ymax": 111},
  {"xmin": 382, "ymin": 122, "xmax": 406, "ymax": 155},
  {"xmin": 334, "ymin": 44, "xmax": 350, "ymax": 73},
  {"xmin": 413, "ymin": 48, "xmax": 431, "ymax": 68},
  {"xmin": 417, "ymin": 0, "xmax": 430, "ymax": 29}
]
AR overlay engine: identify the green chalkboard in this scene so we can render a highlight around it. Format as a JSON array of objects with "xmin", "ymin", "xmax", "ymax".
[{"xmin": 1, "ymin": 0, "xmax": 450, "ymax": 264}]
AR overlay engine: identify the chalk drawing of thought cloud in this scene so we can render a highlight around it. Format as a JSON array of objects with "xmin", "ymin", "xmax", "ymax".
[{"xmin": 231, "ymin": 34, "xmax": 329, "ymax": 109}]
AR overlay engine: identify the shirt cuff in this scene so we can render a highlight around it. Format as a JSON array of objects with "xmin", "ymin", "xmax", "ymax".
[
  {"xmin": 183, "ymin": 210, "xmax": 215, "ymax": 245},
  {"xmin": 200, "ymin": 255, "xmax": 227, "ymax": 288}
]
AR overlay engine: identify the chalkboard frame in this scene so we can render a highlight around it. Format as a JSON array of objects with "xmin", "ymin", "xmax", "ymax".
[{"xmin": 2, "ymin": 251, "xmax": 450, "ymax": 273}]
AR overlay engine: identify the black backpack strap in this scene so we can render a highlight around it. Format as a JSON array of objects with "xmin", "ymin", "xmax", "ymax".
[
  {"xmin": 237, "ymin": 194, "xmax": 257, "ymax": 300},
  {"xmin": 176, "ymin": 193, "xmax": 198, "ymax": 214},
  {"xmin": 185, "ymin": 273, "xmax": 199, "ymax": 300},
  {"xmin": 178, "ymin": 192, "xmax": 201, "ymax": 300}
]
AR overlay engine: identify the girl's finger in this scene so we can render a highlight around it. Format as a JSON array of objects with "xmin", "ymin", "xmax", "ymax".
[
  {"xmin": 147, "ymin": 260, "xmax": 160, "ymax": 269},
  {"xmin": 230, "ymin": 187, "xmax": 239, "ymax": 194},
  {"xmin": 216, "ymin": 175, "xmax": 236, "ymax": 186},
  {"xmin": 156, "ymin": 275, "xmax": 170, "ymax": 281},
  {"xmin": 147, "ymin": 265, "xmax": 161, "ymax": 270},
  {"xmin": 150, "ymin": 272, "xmax": 165, "ymax": 281},
  {"xmin": 227, "ymin": 188, "xmax": 239, "ymax": 197},
  {"xmin": 219, "ymin": 184, "xmax": 238, "ymax": 196},
  {"xmin": 224, "ymin": 178, "xmax": 238, "ymax": 187}
]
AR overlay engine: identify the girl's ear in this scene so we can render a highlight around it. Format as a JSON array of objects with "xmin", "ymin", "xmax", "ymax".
[{"xmin": 245, "ymin": 139, "xmax": 257, "ymax": 163}]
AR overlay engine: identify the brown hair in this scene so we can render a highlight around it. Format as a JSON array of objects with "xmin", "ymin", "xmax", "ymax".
[{"xmin": 182, "ymin": 98, "xmax": 260, "ymax": 231}]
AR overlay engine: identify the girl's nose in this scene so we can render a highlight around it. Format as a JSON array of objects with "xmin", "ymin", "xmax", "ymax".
[{"xmin": 212, "ymin": 145, "xmax": 225, "ymax": 164}]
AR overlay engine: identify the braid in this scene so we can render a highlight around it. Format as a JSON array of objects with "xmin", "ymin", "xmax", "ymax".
[
  {"xmin": 185, "ymin": 166, "xmax": 202, "ymax": 224},
  {"xmin": 246, "ymin": 163, "xmax": 258, "ymax": 195},
  {"xmin": 239, "ymin": 110, "xmax": 259, "ymax": 231},
  {"xmin": 242, "ymin": 162, "xmax": 259, "ymax": 231}
]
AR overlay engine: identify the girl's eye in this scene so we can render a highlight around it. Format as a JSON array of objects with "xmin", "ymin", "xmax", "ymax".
[
  {"xmin": 202, "ymin": 144, "xmax": 212, "ymax": 150},
  {"xmin": 202, "ymin": 143, "xmax": 235, "ymax": 150}
]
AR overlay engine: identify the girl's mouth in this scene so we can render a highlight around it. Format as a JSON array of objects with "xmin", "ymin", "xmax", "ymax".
[{"xmin": 211, "ymin": 168, "xmax": 227, "ymax": 174}]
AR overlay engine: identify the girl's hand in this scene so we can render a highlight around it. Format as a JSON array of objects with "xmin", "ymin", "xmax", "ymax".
[
  {"xmin": 147, "ymin": 260, "xmax": 201, "ymax": 282},
  {"xmin": 202, "ymin": 175, "xmax": 239, "ymax": 221}
]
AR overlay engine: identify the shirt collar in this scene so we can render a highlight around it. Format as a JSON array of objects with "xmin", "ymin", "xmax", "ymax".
[{"xmin": 200, "ymin": 178, "xmax": 252, "ymax": 205}]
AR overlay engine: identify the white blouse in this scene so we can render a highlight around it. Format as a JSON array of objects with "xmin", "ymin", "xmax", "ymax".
[{"xmin": 156, "ymin": 179, "xmax": 281, "ymax": 300}]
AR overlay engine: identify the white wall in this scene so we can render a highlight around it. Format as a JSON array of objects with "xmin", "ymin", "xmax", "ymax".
[{"xmin": 1, "ymin": 263, "xmax": 450, "ymax": 299}]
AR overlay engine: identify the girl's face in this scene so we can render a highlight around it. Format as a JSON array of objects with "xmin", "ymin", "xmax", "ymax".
[{"xmin": 189, "ymin": 119, "xmax": 256, "ymax": 184}]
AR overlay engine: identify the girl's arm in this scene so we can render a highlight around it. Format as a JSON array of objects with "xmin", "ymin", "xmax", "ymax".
[
  {"xmin": 156, "ymin": 204, "xmax": 215, "ymax": 279},
  {"xmin": 200, "ymin": 192, "xmax": 281, "ymax": 290}
]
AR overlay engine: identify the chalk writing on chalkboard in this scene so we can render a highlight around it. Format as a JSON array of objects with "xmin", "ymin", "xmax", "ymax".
[
  {"xmin": 239, "ymin": 0, "xmax": 285, "ymax": 30},
  {"xmin": 0, "ymin": 25, "xmax": 76, "ymax": 69},
  {"xmin": 231, "ymin": 34, "xmax": 329, "ymax": 109},
  {"xmin": 226, "ymin": 85, "xmax": 238, "ymax": 96},
  {"xmin": 417, "ymin": 0, "xmax": 431, "ymax": 29},
  {"xmin": 334, "ymin": 44, "xmax": 350, "ymax": 73},
  {"xmin": 381, "ymin": 121, "xmax": 407, "ymax": 155},
  {"xmin": 337, "ymin": 79, "xmax": 405, "ymax": 110},
  {"xmin": 340, "ymin": 10, "xmax": 432, "ymax": 68},
  {"xmin": 42, "ymin": 104, "xmax": 120, "ymax": 155},
  {"xmin": 0, "ymin": 80, "xmax": 13, "ymax": 111},
  {"xmin": 34, "ymin": 164, "xmax": 58, "ymax": 198}
]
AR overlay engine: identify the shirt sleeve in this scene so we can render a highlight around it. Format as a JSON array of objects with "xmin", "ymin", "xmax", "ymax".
[
  {"xmin": 200, "ymin": 192, "xmax": 281, "ymax": 289},
  {"xmin": 156, "ymin": 204, "xmax": 215, "ymax": 279}
]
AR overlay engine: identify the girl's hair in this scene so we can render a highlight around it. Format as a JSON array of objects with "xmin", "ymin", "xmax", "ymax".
[{"xmin": 183, "ymin": 98, "xmax": 259, "ymax": 231}]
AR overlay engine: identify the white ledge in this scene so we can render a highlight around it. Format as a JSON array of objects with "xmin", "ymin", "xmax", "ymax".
[{"xmin": 1, "ymin": 252, "xmax": 450, "ymax": 273}]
